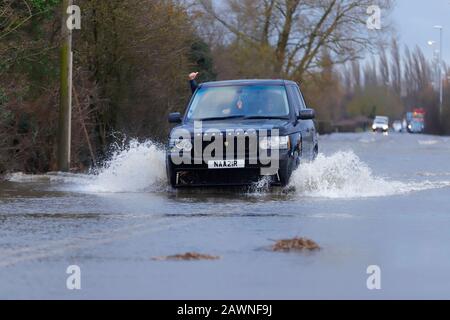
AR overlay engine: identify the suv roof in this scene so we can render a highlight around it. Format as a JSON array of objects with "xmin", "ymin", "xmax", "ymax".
[{"xmin": 200, "ymin": 79, "xmax": 298, "ymax": 88}]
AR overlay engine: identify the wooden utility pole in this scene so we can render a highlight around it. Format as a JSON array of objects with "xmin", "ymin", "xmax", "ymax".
[{"xmin": 57, "ymin": 0, "xmax": 73, "ymax": 172}]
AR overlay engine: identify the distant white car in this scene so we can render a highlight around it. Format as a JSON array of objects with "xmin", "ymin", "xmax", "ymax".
[{"xmin": 372, "ymin": 116, "xmax": 389, "ymax": 133}]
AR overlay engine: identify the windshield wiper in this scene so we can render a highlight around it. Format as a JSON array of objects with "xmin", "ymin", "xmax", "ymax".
[
  {"xmin": 243, "ymin": 116, "xmax": 289, "ymax": 120},
  {"xmin": 197, "ymin": 115, "xmax": 246, "ymax": 121}
]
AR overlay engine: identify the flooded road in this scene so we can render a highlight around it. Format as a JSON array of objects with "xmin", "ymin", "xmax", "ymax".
[{"xmin": 1, "ymin": 133, "xmax": 450, "ymax": 299}]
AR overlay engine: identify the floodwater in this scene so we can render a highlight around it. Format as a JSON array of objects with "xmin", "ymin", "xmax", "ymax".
[{"xmin": 1, "ymin": 133, "xmax": 450, "ymax": 299}]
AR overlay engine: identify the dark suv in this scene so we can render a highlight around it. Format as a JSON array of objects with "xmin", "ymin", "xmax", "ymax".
[{"xmin": 166, "ymin": 80, "xmax": 318, "ymax": 188}]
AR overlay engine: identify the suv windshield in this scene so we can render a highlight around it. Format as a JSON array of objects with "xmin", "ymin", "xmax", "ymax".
[{"xmin": 186, "ymin": 85, "xmax": 290, "ymax": 121}]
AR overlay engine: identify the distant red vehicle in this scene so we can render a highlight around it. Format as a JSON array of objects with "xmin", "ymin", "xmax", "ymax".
[
  {"xmin": 407, "ymin": 108, "xmax": 425, "ymax": 133},
  {"xmin": 412, "ymin": 108, "xmax": 425, "ymax": 119}
]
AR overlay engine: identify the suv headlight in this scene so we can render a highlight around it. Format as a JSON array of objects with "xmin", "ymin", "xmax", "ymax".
[
  {"xmin": 169, "ymin": 138, "xmax": 192, "ymax": 152},
  {"xmin": 259, "ymin": 136, "xmax": 290, "ymax": 150}
]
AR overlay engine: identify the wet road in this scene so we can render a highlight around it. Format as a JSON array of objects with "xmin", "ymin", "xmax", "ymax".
[{"xmin": 1, "ymin": 133, "xmax": 450, "ymax": 299}]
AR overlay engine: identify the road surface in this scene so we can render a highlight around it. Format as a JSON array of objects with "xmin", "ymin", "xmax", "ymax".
[{"xmin": 1, "ymin": 133, "xmax": 450, "ymax": 299}]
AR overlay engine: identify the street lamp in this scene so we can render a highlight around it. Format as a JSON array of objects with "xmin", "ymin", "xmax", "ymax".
[
  {"xmin": 433, "ymin": 25, "xmax": 443, "ymax": 117},
  {"xmin": 428, "ymin": 40, "xmax": 440, "ymax": 89}
]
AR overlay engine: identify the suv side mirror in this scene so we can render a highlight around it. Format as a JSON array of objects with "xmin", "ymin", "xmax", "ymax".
[
  {"xmin": 168, "ymin": 112, "xmax": 182, "ymax": 124},
  {"xmin": 298, "ymin": 108, "xmax": 315, "ymax": 120}
]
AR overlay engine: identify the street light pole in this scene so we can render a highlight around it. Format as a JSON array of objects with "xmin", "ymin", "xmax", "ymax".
[{"xmin": 57, "ymin": 0, "xmax": 73, "ymax": 172}]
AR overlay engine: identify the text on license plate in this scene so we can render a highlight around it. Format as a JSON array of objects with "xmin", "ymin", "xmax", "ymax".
[{"xmin": 208, "ymin": 160, "xmax": 245, "ymax": 169}]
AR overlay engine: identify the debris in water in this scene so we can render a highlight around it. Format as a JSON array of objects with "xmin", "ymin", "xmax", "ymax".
[
  {"xmin": 272, "ymin": 237, "xmax": 320, "ymax": 252},
  {"xmin": 152, "ymin": 252, "xmax": 221, "ymax": 261}
]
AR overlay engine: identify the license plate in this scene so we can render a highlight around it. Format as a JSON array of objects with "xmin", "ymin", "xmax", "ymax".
[{"xmin": 208, "ymin": 160, "xmax": 245, "ymax": 169}]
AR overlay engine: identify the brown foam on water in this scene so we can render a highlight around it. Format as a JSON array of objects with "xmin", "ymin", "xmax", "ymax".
[
  {"xmin": 272, "ymin": 237, "xmax": 320, "ymax": 252},
  {"xmin": 152, "ymin": 252, "xmax": 221, "ymax": 261}
]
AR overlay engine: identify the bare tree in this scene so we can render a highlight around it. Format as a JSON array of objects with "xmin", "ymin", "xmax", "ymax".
[
  {"xmin": 341, "ymin": 62, "xmax": 353, "ymax": 92},
  {"xmin": 0, "ymin": 1, "xmax": 33, "ymax": 40},
  {"xmin": 403, "ymin": 46, "xmax": 414, "ymax": 95},
  {"xmin": 390, "ymin": 37, "xmax": 402, "ymax": 95},
  {"xmin": 378, "ymin": 43, "xmax": 390, "ymax": 86},
  {"xmin": 413, "ymin": 46, "xmax": 432, "ymax": 91},
  {"xmin": 351, "ymin": 60, "xmax": 361, "ymax": 90},
  {"xmin": 196, "ymin": 0, "xmax": 393, "ymax": 80},
  {"xmin": 363, "ymin": 57, "xmax": 378, "ymax": 87},
  {"xmin": 404, "ymin": 46, "xmax": 431, "ymax": 93}
]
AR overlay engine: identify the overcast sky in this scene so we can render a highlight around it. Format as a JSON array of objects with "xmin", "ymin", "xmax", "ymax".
[{"xmin": 392, "ymin": 0, "xmax": 450, "ymax": 63}]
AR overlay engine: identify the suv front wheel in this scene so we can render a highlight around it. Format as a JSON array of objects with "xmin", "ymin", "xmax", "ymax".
[{"xmin": 278, "ymin": 157, "xmax": 296, "ymax": 187}]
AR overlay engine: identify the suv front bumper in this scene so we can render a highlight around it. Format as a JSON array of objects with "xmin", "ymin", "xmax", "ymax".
[{"xmin": 166, "ymin": 150, "xmax": 292, "ymax": 187}]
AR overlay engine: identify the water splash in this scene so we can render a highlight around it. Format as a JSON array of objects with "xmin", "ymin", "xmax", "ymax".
[
  {"xmin": 80, "ymin": 140, "xmax": 166, "ymax": 193},
  {"xmin": 248, "ymin": 176, "xmax": 272, "ymax": 194},
  {"xmin": 6, "ymin": 140, "xmax": 167, "ymax": 193},
  {"xmin": 6, "ymin": 147, "xmax": 450, "ymax": 197},
  {"xmin": 289, "ymin": 151, "xmax": 450, "ymax": 199}
]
